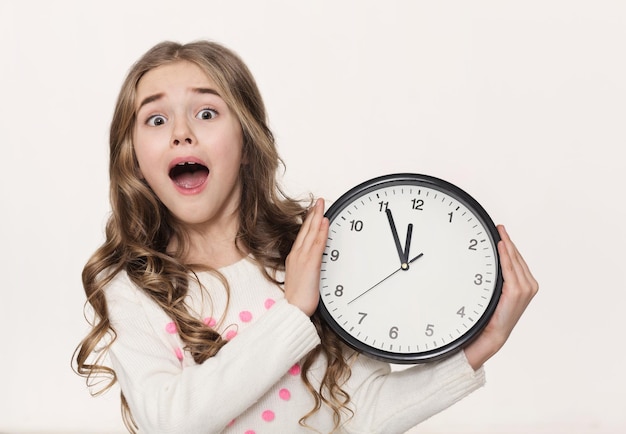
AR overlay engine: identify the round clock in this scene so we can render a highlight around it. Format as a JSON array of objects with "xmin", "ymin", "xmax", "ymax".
[{"xmin": 318, "ymin": 173, "xmax": 502, "ymax": 364}]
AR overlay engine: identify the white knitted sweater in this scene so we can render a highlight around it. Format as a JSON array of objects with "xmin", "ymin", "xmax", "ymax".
[{"xmin": 103, "ymin": 256, "xmax": 485, "ymax": 433}]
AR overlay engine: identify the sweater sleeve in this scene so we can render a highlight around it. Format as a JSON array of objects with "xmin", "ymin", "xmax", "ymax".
[
  {"xmin": 343, "ymin": 350, "xmax": 485, "ymax": 433},
  {"xmin": 104, "ymin": 272, "xmax": 320, "ymax": 434}
]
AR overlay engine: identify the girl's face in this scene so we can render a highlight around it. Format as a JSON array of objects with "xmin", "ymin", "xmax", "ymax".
[{"xmin": 133, "ymin": 60, "xmax": 244, "ymax": 233}]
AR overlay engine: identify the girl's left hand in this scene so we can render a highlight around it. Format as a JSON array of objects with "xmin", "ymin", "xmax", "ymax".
[{"xmin": 464, "ymin": 225, "xmax": 539, "ymax": 370}]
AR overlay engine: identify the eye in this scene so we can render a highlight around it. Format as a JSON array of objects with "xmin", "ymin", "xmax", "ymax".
[
  {"xmin": 197, "ymin": 108, "xmax": 218, "ymax": 120},
  {"xmin": 146, "ymin": 114, "xmax": 167, "ymax": 126}
]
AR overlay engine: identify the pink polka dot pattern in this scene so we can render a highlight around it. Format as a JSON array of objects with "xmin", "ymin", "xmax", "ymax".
[
  {"xmin": 226, "ymin": 419, "xmax": 235, "ymax": 427},
  {"xmin": 261, "ymin": 410, "xmax": 275, "ymax": 422},
  {"xmin": 203, "ymin": 317, "xmax": 217, "ymax": 327},
  {"xmin": 264, "ymin": 298, "xmax": 275, "ymax": 309},
  {"xmin": 279, "ymin": 388, "xmax": 291, "ymax": 400},
  {"xmin": 174, "ymin": 348, "xmax": 183, "ymax": 361},
  {"xmin": 239, "ymin": 310, "xmax": 253, "ymax": 322},
  {"xmin": 244, "ymin": 430, "xmax": 255, "ymax": 434},
  {"xmin": 288, "ymin": 363, "xmax": 301, "ymax": 376},
  {"xmin": 225, "ymin": 330, "xmax": 238, "ymax": 341},
  {"xmin": 165, "ymin": 322, "xmax": 177, "ymax": 334}
]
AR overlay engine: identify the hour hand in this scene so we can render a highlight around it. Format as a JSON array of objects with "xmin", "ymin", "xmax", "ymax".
[{"xmin": 386, "ymin": 208, "xmax": 405, "ymax": 266}]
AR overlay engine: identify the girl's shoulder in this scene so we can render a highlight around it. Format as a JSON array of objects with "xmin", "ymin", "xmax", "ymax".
[
  {"xmin": 100, "ymin": 255, "xmax": 284, "ymax": 312},
  {"xmin": 100, "ymin": 268, "xmax": 145, "ymax": 306}
]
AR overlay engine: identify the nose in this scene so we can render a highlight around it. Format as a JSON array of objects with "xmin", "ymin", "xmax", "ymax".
[
  {"xmin": 173, "ymin": 137, "xmax": 193, "ymax": 146},
  {"xmin": 171, "ymin": 118, "xmax": 197, "ymax": 147}
]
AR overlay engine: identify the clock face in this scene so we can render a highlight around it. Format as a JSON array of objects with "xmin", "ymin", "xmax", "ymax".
[{"xmin": 318, "ymin": 173, "xmax": 502, "ymax": 364}]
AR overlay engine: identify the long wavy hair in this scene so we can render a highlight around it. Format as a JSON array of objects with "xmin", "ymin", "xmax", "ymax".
[{"xmin": 73, "ymin": 40, "xmax": 352, "ymax": 432}]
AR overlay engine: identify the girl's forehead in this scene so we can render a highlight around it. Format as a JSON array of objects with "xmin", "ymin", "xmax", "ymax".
[{"xmin": 135, "ymin": 60, "xmax": 221, "ymax": 104}]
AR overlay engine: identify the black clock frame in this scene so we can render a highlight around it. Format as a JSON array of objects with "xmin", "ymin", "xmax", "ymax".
[{"xmin": 317, "ymin": 173, "xmax": 503, "ymax": 364}]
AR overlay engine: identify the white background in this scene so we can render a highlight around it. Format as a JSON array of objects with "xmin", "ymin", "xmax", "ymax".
[{"xmin": 1, "ymin": 1, "xmax": 624, "ymax": 433}]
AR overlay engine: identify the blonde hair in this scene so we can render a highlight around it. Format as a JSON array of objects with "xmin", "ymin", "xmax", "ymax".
[{"xmin": 73, "ymin": 40, "xmax": 352, "ymax": 432}]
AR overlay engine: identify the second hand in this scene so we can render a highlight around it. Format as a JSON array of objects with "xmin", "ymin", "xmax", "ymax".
[{"xmin": 347, "ymin": 252, "xmax": 424, "ymax": 305}]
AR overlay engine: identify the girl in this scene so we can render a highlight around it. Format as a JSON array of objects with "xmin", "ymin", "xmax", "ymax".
[{"xmin": 74, "ymin": 40, "xmax": 538, "ymax": 434}]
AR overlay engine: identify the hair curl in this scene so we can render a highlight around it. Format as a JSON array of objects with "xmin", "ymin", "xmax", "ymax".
[{"xmin": 73, "ymin": 40, "xmax": 352, "ymax": 432}]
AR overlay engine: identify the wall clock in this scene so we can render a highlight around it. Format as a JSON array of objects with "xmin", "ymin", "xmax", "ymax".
[{"xmin": 318, "ymin": 173, "xmax": 502, "ymax": 364}]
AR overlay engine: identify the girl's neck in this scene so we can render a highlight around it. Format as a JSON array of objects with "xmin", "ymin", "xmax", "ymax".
[{"xmin": 169, "ymin": 215, "xmax": 247, "ymax": 269}]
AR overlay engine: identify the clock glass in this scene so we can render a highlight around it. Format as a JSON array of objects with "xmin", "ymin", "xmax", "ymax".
[{"xmin": 318, "ymin": 174, "xmax": 502, "ymax": 363}]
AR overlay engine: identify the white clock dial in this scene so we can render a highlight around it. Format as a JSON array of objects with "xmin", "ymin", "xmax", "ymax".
[{"xmin": 318, "ymin": 174, "xmax": 502, "ymax": 363}]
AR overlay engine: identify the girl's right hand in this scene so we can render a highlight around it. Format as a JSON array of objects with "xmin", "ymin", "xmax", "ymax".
[{"xmin": 284, "ymin": 198, "xmax": 329, "ymax": 316}]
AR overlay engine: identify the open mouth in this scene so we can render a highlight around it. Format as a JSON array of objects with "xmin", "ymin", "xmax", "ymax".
[{"xmin": 169, "ymin": 162, "xmax": 209, "ymax": 189}]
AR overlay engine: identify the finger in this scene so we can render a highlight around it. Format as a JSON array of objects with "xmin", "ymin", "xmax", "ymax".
[
  {"xmin": 497, "ymin": 227, "xmax": 519, "ymax": 280},
  {"xmin": 292, "ymin": 198, "xmax": 324, "ymax": 251},
  {"xmin": 292, "ymin": 199, "xmax": 319, "ymax": 249},
  {"xmin": 315, "ymin": 216, "xmax": 330, "ymax": 250},
  {"xmin": 497, "ymin": 225, "xmax": 538, "ymax": 297},
  {"xmin": 498, "ymin": 225, "xmax": 537, "ymax": 287},
  {"xmin": 497, "ymin": 238, "xmax": 519, "ymax": 290},
  {"xmin": 498, "ymin": 225, "xmax": 531, "ymax": 276},
  {"xmin": 301, "ymin": 199, "xmax": 326, "ymax": 251}
]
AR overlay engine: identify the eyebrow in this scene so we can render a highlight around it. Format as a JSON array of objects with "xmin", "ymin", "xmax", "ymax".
[
  {"xmin": 137, "ymin": 93, "xmax": 164, "ymax": 110},
  {"xmin": 194, "ymin": 87, "xmax": 221, "ymax": 97},
  {"xmin": 137, "ymin": 88, "xmax": 221, "ymax": 111}
]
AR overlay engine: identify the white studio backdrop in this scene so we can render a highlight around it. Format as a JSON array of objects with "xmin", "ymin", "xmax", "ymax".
[{"xmin": 1, "ymin": 1, "xmax": 624, "ymax": 433}]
